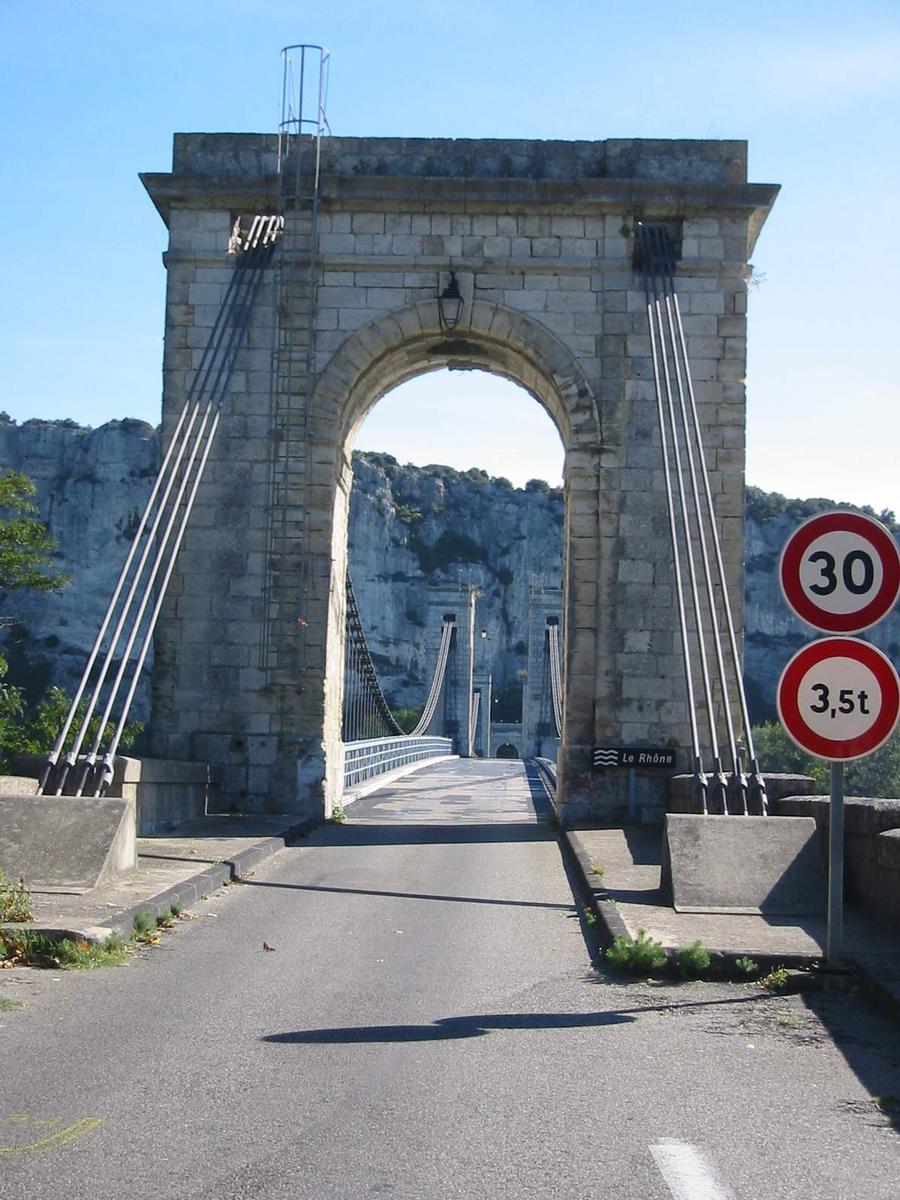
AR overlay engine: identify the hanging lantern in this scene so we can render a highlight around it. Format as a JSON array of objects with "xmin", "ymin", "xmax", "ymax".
[{"xmin": 438, "ymin": 272, "xmax": 464, "ymax": 332}]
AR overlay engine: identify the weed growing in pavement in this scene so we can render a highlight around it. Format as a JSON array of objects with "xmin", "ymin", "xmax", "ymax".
[
  {"xmin": 132, "ymin": 908, "xmax": 160, "ymax": 944},
  {"xmin": 735, "ymin": 956, "xmax": 760, "ymax": 978},
  {"xmin": 0, "ymin": 870, "xmax": 32, "ymax": 923},
  {"xmin": 0, "ymin": 930, "xmax": 130, "ymax": 969},
  {"xmin": 330, "ymin": 806, "xmax": 347, "ymax": 824},
  {"xmin": 760, "ymin": 965, "xmax": 790, "ymax": 991},
  {"xmin": 582, "ymin": 907, "xmax": 598, "ymax": 927},
  {"xmin": 605, "ymin": 929, "xmax": 666, "ymax": 975},
  {"xmin": 156, "ymin": 907, "xmax": 176, "ymax": 929},
  {"xmin": 590, "ymin": 864, "xmax": 605, "ymax": 880},
  {"xmin": 547, "ymin": 812, "xmax": 561, "ymax": 831},
  {"xmin": 170, "ymin": 898, "xmax": 184, "ymax": 917},
  {"xmin": 0, "ymin": 996, "xmax": 23, "ymax": 1010},
  {"xmin": 675, "ymin": 940, "xmax": 711, "ymax": 980}
]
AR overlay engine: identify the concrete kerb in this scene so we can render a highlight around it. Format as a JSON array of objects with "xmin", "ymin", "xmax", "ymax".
[
  {"xmin": 1, "ymin": 816, "xmax": 318, "ymax": 947},
  {"xmin": 565, "ymin": 829, "xmax": 630, "ymax": 944}
]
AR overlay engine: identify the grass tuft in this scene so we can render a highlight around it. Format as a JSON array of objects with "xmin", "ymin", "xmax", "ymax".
[
  {"xmin": 0, "ymin": 869, "xmax": 32, "ymax": 923},
  {"xmin": 132, "ymin": 907, "xmax": 159, "ymax": 943},
  {"xmin": 0, "ymin": 930, "xmax": 131, "ymax": 969}
]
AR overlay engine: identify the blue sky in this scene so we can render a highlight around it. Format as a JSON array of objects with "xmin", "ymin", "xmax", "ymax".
[{"xmin": 1, "ymin": 1, "xmax": 898, "ymax": 509}]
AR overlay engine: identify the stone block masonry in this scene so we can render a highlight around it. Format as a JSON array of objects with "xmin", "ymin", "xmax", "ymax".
[{"xmin": 141, "ymin": 134, "xmax": 778, "ymax": 823}]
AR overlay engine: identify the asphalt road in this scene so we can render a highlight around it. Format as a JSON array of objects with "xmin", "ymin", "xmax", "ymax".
[{"xmin": 2, "ymin": 760, "xmax": 899, "ymax": 1199}]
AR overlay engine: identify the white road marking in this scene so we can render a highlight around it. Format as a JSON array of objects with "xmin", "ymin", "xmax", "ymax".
[{"xmin": 650, "ymin": 1139, "xmax": 734, "ymax": 1200}]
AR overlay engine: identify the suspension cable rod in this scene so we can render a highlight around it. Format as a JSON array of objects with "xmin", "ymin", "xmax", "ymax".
[
  {"xmin": 40, "ymin": 261, "xmax": 251, "ymax": 794},
  {"xmin": 60, "ymin": 256, "xmax": 267, "ymax": 793},
  {"xmin": 669, "ymin": 283, "xmax": 767, "ymax": 814},
  {"xmin": 547, "ymin": 622, "xmax": 563, "ymax": 738},
  {"xmin": 78, "ymin": 252, "xmax": 271, "ymax": 794},
  {"xmin": 93, "ymin": 396, "xmax": 234, "ymax": 794},
  {"xmin": 410, "ymin": 619, "xmax": 455, "ymax": 735},
  {"xmin": 652, "ymin": 225, "xmax": 734, "ymax": 811},
  {"xmin": 638, "ymin": 223, "xmax": 706, "ymax": 810}
]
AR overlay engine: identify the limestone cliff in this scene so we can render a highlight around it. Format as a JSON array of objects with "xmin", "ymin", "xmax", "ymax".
[{"xmin": 0, "ymin": 416, "xmax": 897, "ymax": 727}]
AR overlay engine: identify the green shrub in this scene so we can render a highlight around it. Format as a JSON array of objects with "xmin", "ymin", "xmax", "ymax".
[
  {"xmin": 761, "ymin": 965, "xmax": 790, "ymax": 991},
  {"xmin": 676, "ymin": 940, "xmax": 711, "ymax": 979},
  {"xmin": 605, "ymin": 929, "xmax": 667, "ymax": 974}
]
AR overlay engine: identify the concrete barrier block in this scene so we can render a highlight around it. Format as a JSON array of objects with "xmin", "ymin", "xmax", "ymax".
[
  {"xmin": 0, "ymin": 795, "xmax": 137, "ymax": 893},
  {"xmin": 663, "ymin": 813, "xmax": 826, "ymax": 915},
  {"xmin": 0, "ymin": 776, "xmax": 39, "ymax": 796}
]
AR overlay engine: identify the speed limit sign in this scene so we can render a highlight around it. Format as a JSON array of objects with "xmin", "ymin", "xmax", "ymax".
[
  {"xmin": 780, "ymin": 510, "xmax": 900, "ymax": 634},
  {"xmin": 777, "ymin": 637, "xmax": 900, "ymax": 761}
]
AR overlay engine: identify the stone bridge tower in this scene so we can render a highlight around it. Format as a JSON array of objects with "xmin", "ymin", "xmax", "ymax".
[{"xmin": 141, "ymin": 134, "xmax": 777, "ymax": 823}]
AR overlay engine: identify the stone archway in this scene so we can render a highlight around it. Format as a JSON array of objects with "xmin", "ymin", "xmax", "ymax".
[
  {"xmin": 143, "ymin": 132, "xmax": 776, "ymax": 825},
  {"xmin": 314, "ymin": 299, "xmax": 601, "ymax": 820}
]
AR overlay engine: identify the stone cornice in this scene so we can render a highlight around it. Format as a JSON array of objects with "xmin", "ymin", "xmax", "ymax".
[{"xmin": 142, "ymin": 170, "xmax": 778, "ymax": 233}]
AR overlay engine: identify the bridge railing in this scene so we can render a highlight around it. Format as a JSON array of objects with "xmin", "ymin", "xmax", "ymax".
[{"xmin": 343, "ymin": 736, "xmax": 452, "ymax": 790}]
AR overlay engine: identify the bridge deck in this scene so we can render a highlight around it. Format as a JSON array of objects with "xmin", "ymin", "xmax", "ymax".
[{"xmin": 345, "ymin": 758, "xmax": 552, "ymax": 827}]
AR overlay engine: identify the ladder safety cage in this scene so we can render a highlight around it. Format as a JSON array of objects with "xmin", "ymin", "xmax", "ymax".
[{"xmin": 261, "ymin": 44, "xmax": 332, "ymax": 684}]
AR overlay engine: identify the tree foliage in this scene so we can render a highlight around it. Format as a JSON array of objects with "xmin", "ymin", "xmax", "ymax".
[
  {"xmin": 0, "ymin": 471, "xmax": 68, "ymax": 601},
  {"xmin": 0, "ymin": 668, "xmax": 141, "ymax": 772},
  {"xmin": 753, "ymin": 721, "xmax": 900, "ymax": 799},
  {"xmin": 0, "ymin": 470, "xmax": 142, "ymax": 771}
]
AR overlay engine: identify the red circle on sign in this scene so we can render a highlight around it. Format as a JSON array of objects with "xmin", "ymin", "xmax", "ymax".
[
  {"xmin": 777, "ymin": 637, "xmax": 900, "ymax": 760},
  {"xmin": 780, "ymin": 511, "xmax": 900, "ymax": 633}
]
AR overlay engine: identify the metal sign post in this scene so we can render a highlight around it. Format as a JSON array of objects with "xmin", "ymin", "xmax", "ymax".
[
  {"xmin": 827, "ymin": 761, "xmax": 844, "ymax": 964},
  {"xmin": 778, "ymin": 510, "xmax": 900, "ymax": 969}
]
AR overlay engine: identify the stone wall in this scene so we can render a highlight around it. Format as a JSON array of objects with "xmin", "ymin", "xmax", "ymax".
[{"xmin": 775, "ymin": 794, "xmax": 900, "ymax": 933}]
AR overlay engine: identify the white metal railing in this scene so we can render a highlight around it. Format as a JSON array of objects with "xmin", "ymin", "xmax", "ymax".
[{"xmin": 343, "ymin": 736, "xmax": 452, "ymax": 790}]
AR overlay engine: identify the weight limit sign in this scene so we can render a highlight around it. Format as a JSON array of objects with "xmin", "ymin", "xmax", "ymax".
[
  {"xmin": 777, "ymin": 637, "xmax": 900, "ymax": 761},
  {"xmin": 779, "ymin": 510, "xmax": 900, "ymax": 634}
]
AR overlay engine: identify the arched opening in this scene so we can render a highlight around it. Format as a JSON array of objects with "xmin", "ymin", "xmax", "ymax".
[
  {"xmin": 495, "ymin": 743, "xmax": 520, "ymax": 760},
  {"xmin": 347, "ymin": 368, "xmax": 564, "ymax": 743},
  {"xmin": 313, "ymin": 299, "xmax": 603, "ymax": 815}
]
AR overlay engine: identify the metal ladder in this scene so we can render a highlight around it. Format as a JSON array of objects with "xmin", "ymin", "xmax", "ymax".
[{"xmin": 262, "ymin": 44, "xmax": 331, "ymax": 710}]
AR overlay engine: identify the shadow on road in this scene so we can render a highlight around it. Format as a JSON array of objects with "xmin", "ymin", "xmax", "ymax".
[
  {"xmin": 293, "ymin": 822, "xmax": 553, "ymax": 847},
  {"xmin": 262, "ymin": 992, "xmax": 779, "ymax": 1045},
  {"xmin": 240, "ymin": 877, "xmax": 574, "ymax": 912}
]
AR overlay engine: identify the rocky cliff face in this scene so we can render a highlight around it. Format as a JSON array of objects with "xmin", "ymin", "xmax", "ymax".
[
  {"xmin": 0, "ymin": 416, "xmax": 159, "ymax": 714},
  {"xmin": 0, "ymin": 416, "xmax": 897, "ymax": 727}
]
